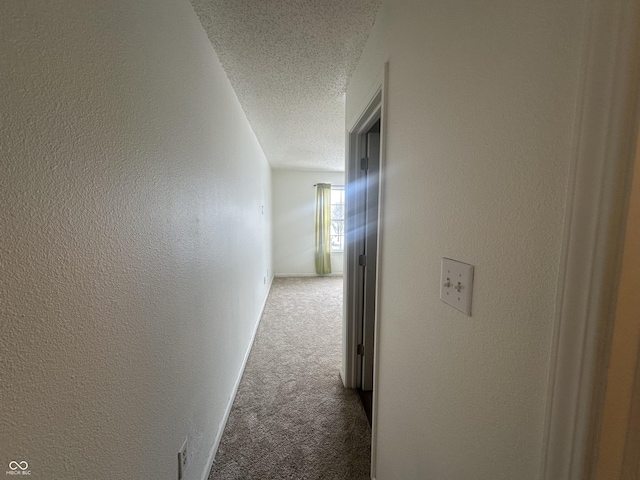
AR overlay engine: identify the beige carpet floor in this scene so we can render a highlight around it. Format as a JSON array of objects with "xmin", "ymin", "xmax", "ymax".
[{"xmin": 208, "ymin": 276, "xmax": 371, "ymax": 480}]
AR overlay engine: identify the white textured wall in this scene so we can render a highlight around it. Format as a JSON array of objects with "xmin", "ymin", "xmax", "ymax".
[
  {"xmin": 0, "ymin": 1, "xmax": 272, "ymax": 479},
  {"xmin": 346, "ymin": 1, "xmax": 585, "ymax": 479},
  {"xmin": 273, "ymin": 170, "xmax": 345, "ymax": 275}
]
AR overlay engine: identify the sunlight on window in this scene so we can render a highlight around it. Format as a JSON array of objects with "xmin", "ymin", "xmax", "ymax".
[{"xmin": 330, "ymin": 187, "xmax": 345, "ymax": 252}]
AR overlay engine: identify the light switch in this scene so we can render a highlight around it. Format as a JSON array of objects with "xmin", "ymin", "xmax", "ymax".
[{"xmin": 440, "ymin": 258, "xmax": 474, "ymax": 316}]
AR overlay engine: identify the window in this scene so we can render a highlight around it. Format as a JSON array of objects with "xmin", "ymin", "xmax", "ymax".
[{"xmin": 330, "ymin": 186, "xmax": 345, "ymax": 252}]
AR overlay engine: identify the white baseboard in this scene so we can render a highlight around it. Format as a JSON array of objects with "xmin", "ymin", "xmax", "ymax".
[
  {"xmin": 200, "ymin": 275, "xmax": 274, "ymax": 480},
  {"xmin": 274, "ymin": 273, "xmax": 344, "ymax": 277}
]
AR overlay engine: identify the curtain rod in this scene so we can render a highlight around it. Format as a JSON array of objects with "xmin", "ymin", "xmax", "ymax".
[{"xmin": 313, "ymin": 184, "xmax": 344, "ymax": 187}]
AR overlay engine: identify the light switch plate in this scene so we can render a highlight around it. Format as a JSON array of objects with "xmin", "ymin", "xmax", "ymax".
[{"xmin": 440, "ymin": 258, "xmax": 474, "ymax": 316}]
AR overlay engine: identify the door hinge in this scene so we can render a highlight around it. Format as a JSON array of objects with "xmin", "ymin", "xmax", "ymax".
[
  {"xmin": 357, "ymin": 344, "xmax": 365, "ymax": 356},
  {"xmin": 358, "ymin": 254, "xmax": 367, "ymax": 266},
  {"xmin": 360, "ymin": 157, "xmax": 369, "ymax": 170}
]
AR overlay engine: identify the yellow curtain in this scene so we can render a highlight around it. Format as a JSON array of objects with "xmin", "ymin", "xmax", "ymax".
[{"xmin": 315, "ymin": 183, "xmax": 332, "ymax": 274}]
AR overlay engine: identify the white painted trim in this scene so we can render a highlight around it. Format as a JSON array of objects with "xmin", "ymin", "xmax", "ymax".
[
  {"xmin": 343, "ymin": 62, "xmax": 388, "ymax": 480},
  {"xmin": 370, "ymin": 61, "xmax": 388, "ymax": 480},
  {"xmin": 540, "ymin": 0, "xmax": 640, "ymax": 478},
  {"xmin": 343, "ymin": 78, "xmax": 384, "ymax": 390},
  {"xmin": 200, "ymin": 275, "xmax": 274, "ymax": 480}
]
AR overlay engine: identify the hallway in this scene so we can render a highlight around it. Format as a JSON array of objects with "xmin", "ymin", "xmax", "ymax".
[
  {"xmin": 209, "ymin": 277, "xmax": 371, "ymax": 479},
  {"xmin": 3, "ymin": 0, "xmax": 635, "ymax": 477}
]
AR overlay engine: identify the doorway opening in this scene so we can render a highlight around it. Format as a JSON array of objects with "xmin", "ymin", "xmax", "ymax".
[
  {"xmin": 343, "ymin": 73, "xmax": 385, "ymax": 435},
  {"xmin": 354, "ymin": 119, "xmax": 380, "ymax": 425}
]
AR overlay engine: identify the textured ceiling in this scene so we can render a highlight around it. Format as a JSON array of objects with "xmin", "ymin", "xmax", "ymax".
[{"xmin": 191, "ymin": 0, "xmax": 380, "ymax": 171}]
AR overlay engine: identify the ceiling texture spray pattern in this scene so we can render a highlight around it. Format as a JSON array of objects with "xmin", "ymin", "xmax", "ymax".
[{"xmin": 191, "ymin": 0, "xmax": 380, "ymax": 171}]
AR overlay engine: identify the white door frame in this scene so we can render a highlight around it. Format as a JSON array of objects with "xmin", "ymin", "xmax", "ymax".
[
  {"xmin": 540, "ymin": 0, "xmax": 640, "ymax": 478},
  {"xmin": 342, "ymin": 63, "xmax": 388, "ymax": 479},
  {"xmin": 343, "ymin": 70, "xmax": 385, "ymax": 389}
]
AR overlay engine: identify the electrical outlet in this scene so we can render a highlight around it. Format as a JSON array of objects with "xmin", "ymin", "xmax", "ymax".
[{"xmin": 178, "ymin": 437, "xmax": 188, "ymax": 480}]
